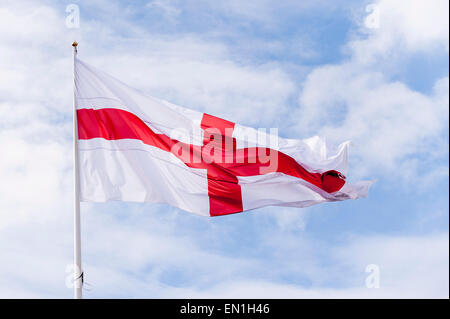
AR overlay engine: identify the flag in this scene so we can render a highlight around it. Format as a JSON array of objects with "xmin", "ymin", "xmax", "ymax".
[{"xmin": 74, "ymin": 58, "xmax": 371, "ymax": 216}]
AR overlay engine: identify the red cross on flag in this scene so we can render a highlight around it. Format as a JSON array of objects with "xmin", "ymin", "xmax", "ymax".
[{"xmin": 74, "ymin": 58, "xmax": 372, "ymax": 217}]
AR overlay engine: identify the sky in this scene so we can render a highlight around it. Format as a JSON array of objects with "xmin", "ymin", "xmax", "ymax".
[{"xmin": 0, "ymin": 0, "xmax": 448, "ymax": 298}]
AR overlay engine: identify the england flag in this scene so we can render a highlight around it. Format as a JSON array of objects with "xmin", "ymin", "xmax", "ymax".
[{"xmin": 74, "ymin": 58, "xmax": 371, "ymax": 216}]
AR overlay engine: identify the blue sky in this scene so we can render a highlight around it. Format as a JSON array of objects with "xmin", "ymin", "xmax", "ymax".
[{"xmin": 0, "ymin": 0, "xmax": 448, "ymax": 298}]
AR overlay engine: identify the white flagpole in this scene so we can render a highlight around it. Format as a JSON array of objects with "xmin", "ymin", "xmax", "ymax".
[{"xmin": 72, "ymin": 41, "xmax": 83, "ymax": 299}]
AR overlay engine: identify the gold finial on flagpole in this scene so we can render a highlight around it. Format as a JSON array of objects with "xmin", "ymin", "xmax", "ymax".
[{"xmin": 72, "ymin": 41, "xmax": 78, "ymax": 55}]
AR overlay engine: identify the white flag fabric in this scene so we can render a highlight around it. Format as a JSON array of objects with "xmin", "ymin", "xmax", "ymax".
[{"xmin": 74, "ymin": 58, "xmax": 371, "ymax": 216}]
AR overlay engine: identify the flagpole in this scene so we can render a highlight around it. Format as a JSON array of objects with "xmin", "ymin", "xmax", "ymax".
[{"xmin": 72, "ymin": 41, "xmax": 83, "ymax": 299}]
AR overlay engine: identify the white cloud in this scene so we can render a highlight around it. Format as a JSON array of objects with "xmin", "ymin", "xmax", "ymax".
[
  {"xmin": 333, "ymin": 233, "xmax": 449, "ymax": 298},
  {"xmin": 80, "ymin": 231, "xmax": 449, "ymax": 298},
  {"xmin": 350, "ymin": 0, "xmax": 449, "ymax": 64},
  {"xmin": 298, "ymin": 65, "xmax": 448, "ymax": 179},
  {"xmin": 146, "ymin": 0, "xmax": 181, "ymax": 22},
  {"xmin": 296, "ymin": 0, "xmax": 449, "ymax": 182}
]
